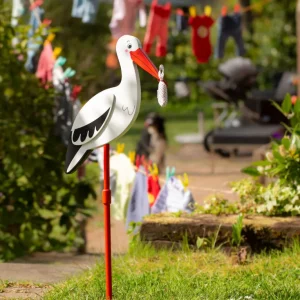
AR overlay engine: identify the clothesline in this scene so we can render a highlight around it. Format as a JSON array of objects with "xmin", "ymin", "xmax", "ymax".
[
  {"xmin": 134, "ymin": 166, "xmax": 234, "ymax": 195},
  {"xmin": 174, "ymin": 0, "xmax": 272, "ymax": 18}
]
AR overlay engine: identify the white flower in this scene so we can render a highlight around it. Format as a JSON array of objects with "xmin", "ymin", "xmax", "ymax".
[
  {"xmin": 266, "ymin": 200, "xmax": 277, "ymax": 212},
  {"xmin": 291, "ymin": 196, "xmax": 299, "ymax": 204},
  {"xmin": 257, "ymin": 166, "xmax": 264, "ymax": 174},
  {"xmin": 284, "ymin": 204, "xmax": 293, "ymax": 212},
  {"xmin": 257, "ymin": 204, "xmax": 267, "ymax": 213},
  {"xmin": 204, "ymin": 203, "xmax": 210, "ymax": 210},
  {"xmin": 279, "ymin": 145, "xmax": 286, "ymax": 157},
  {"xmin": 266, "ymin": 152, "xmax": 274, "ymax": 162}
]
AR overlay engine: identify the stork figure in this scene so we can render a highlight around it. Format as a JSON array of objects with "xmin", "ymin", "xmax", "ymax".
[
  {"xmin": 65, "ymin": 35, "xmax": 162, "ymax": 174},
  {"xmin": 64, "ymin": 35, "xmax": 166, "ymax": 299}
]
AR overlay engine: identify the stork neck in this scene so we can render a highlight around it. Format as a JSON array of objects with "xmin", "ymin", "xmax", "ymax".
[{"xmin": 119, "ymin": 54, "xmax": 140, "ymax": 89}]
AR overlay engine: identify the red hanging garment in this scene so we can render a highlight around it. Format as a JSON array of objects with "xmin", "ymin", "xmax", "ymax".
[
  {"xmin": 189, "ymin": 15, "xmax": 215, "ymax": 63},
  {"xmin": 147, "ymin": 174, "xmax": 160, "ymax": 207},
  {"xmin": 36, "ymin": 42, "xmax": 54, "ymax": 85},
  {"xmin": 143, "ymin": 0, "xmax": 172, "ymax": 57}
]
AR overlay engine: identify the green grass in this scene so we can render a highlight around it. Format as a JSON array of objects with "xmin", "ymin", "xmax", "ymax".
[{"xmin": 44, "ymin": 242, "xmax": 300, "ymax": 300}]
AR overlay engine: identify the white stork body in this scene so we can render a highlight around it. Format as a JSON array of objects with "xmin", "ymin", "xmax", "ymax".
[{"xmin": 65, "ymin": 35, "xmax": 159, "ymax": 174}]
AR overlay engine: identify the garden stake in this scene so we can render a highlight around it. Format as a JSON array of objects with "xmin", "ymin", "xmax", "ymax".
[{"xmin": 103, "ymin": 143, "xmax": 112, "ymax": 299}]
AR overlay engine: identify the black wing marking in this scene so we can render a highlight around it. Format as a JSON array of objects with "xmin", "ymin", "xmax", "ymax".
[{"xmin": 72, "ymin": 108, "xmax": 110, "ymax": 143}]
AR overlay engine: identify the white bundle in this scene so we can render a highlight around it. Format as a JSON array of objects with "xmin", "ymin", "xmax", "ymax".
[{"xmin": 157, "ymin": 65, "xmax": 168, "ymax": 107}]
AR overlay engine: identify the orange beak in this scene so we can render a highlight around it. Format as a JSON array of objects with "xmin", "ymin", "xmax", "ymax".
[{"xmin": 130, "ymin": 48, "xmax": 160, "ymax": 81}]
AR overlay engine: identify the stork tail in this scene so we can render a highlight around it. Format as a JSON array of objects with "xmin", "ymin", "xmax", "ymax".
[{"xmin": 65, "ymin": 135, "xmax": 92, "ymax": 174}]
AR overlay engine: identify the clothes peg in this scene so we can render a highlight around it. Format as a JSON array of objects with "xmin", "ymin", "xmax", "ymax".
[
  {"xmin": 166, "ymin": 166, "xmax": 176, "ymax": 180},
  {"xmin": 170, "ymin": 167, "xmax": 176, "ymax": 177},
  {"xmin": 44, "ymin": 33, "xmax": 55, "ymax": 46},
  {"xmin": 30, "ymin": 0, "xmax": 44, "ymax": 10},
  {"xmin": 204, "ymin": 5, "xmax": 212, "ymax": 17},
  {"xmin": 179, "ymin": 173, "xmax": 189, "ymax": 191},
  {"xmin": 189, "ymin": 6, "xmax": 197, "ymax": 17},
  {"xmin": 176, "ymin": 8, "xmax": 184, "ymax": 16},
  {"xmin": 135, "ymin": 155, "xmax": 141, "ymax": 168},
  {"xmin": 141, "ymin": 155, "xmax": 149, "ymax": 171},
  {"xmin": 53, "ymin": 47, "xmax": 62, "ymax": 59},
  {"xmin": 149, "ymin": 163, "xmax": 159, "ymax": 177},
  {"xmin": 63, "ymin": 67, "xmax": 76, "ymax": 79},
  {"xmin": 71, "ymin": 85, "xmax": 82, "ymax": 100},
  {"xmin": 128, "ymin": 151, "xmax": 136, "ymax": 165},
  {"xmin": 42, "ymin": 19, "xmax": 52, "ymax": 27},
  {"xmin": 116, "ymin": 143, "xmax": 125, "ymax": 153},
  {"xmin": 221, "ymin": 6, "xmax": 227, "ymax": 16},
  {"xmin": 234, "ymin": 3, "xmax": 241, "ymax": 13},
  {"xmin": 55, "ymin": 56, "xmax": 67, "ymax": 67}
]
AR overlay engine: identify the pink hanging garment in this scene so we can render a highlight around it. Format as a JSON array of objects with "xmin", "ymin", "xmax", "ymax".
[
  {"xmin": 36, "ymin": 42, "xmax": 54, "ymax": 85},
  {"xmin": 109, "ymin": 0, "xmax": 145, "ymax": 38},
  {"xmin": 143, "ymin": 0, "xmax": 171, "ymax": 57}
]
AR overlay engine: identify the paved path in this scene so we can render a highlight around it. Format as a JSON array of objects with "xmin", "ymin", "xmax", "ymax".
[{"xmin": 0, "ymin": 252, "xmax": 101, "ymax": 299}]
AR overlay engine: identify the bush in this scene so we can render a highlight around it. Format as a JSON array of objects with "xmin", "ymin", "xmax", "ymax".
[
  {"xmin": 233, "ymin": 94, "xmax": 300, "ymax": 216},
  {"xmin": 0, "ymin": 4, "xmax": 96, "ymax": 261}
]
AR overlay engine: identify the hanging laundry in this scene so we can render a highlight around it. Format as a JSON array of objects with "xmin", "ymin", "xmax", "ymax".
[
  {"xmin": 36, "ymin": 42, "xmax": 55, "ymax": 85},
  {"xmin": 189, "ymin": 15, "xmax": 215, "ymax": 63},
  {"xmin": 215, "ymin": 10, "xmax": 245, "ymax": 59},
  {"xmin": 139, "ymin": 2, "xmax": 147, "ymax": 28},
  {"xmin": 143, "ymin": 0, "xmax": 172, "ymax": 57},
  {"xmin": 53, "ymin": 57, "xmax": 66, "ymax": 91},
  {"xmin": 126, "ymin": 166, "xmax": 149, "ymax": 231},
  {"xmin": 71, "ymin": 0, "xmax": 100, "ymax": 24},
  {"xmin": 104, "ymin": 153, "xmax": 136, "ymax": 221},
  {"xmin": 71, "ymin": 85, "xmax": 82, "ymax": 121},
  {"xmin": 148, "ymin": 174, "xmax": 160, "ymax": 207},
  {"xmin": 54, "ymin": 82, "xmax": 74, "ymax": 146},
  {"xmin": 176, "ymin": 8, "xmax": 189, "ymax": 32},
  {"xmin": 11, "ymin": 0, "xmax": 25, "ymax": 26},
  {"xmin": 25, "ymin": 4, "xmax": 44, "ymax": 72},
  {"xmin": 109, "ymin": 0, "xmax": 146, "ymax": 39},
  {"xmin": 151, "ymin": 176, "xmax": 195, "ymax": 214}
]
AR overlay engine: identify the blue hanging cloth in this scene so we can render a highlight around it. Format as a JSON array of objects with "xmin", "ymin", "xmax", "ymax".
[
  {"xmin": 71, "ymin": 0, "xmax": 100, "ymax": 24},
  {"xmin": 25, "ymin": 5, "xmax": 45, "ymax": 73},
  {"xmin": 126, "ymin": 166, "xmax": 150, "ymax": 232}
]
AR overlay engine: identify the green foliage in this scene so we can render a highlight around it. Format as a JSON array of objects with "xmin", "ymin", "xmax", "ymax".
[
  {"xmin": 232, "ymin": 179, "xmax": 300, "ymax": 216},
  {"xmin": 196, "ymin": 194, "xmax": 238, "ymax": 215},
  {"xmin": 233, "ymin": 94, "xmax": 300, "ymax": 217},
  {"xmin": 0, "ymin": 4, "xmax": 96, "ymax": 261},
  {"xmin": 232, "ymin": 214, "xmax": 243, "ymax": 247},
  {"xmin": 247, "ymin": 0, "xmax": 296, "ymax": 88}
]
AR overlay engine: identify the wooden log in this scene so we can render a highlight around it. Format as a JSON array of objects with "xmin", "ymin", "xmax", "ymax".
[{"xmin": 140, "ymin": 214, "xmax": 300, "ymax": 252}]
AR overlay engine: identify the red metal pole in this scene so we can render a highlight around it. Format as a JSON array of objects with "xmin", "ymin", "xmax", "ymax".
[{"xmin": 102, "ymin": 144, "xmax": 112, "ymax": 299}]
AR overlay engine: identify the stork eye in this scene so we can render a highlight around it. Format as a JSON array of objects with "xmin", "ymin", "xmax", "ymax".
[{"xmin": 127, "ymin": 43, "xmax": 132, "ymax": 49}]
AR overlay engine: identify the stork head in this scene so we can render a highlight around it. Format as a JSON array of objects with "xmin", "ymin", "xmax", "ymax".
[{"xmin": 116, "ymin": 35, "xmax": 160, "ymax": 81}]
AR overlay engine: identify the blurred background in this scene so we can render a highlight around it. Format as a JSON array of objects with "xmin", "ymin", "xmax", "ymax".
[{"xmin": 0, "ymin": 0, "xmax": 298, "ymax": 260}]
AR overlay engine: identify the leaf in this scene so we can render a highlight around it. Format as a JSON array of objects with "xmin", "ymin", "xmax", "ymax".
[
  {"xmin": 196, "ymin": 237, "xmax": 205, "ymax": 249},
  {"xmin": 272, "ymin": 101, "xmax": 286, "ymax": 116},
  {"xmin": 282, "ymin": 93, "xmax": 292, "ymax": 113},
  {"xmin": 251, "ymin": 160, "xmax": 271, "ymax": 167},
  {"xmin": 294, "ymin": 97, "xmax": 300, "ymax": 113},
  {"xmin": 242, "ymin": 166, "xmax": 260, "ymax": 176},
  {"xmin": 281, "ymin": 137, "xmax": 291, "ymax": 150}
]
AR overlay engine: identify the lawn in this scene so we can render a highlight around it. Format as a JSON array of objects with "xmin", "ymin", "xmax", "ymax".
[{"xmin": 44, "ymin": 242, "xmax": 300, "ymax": 300}]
